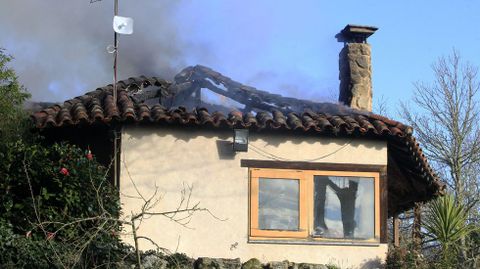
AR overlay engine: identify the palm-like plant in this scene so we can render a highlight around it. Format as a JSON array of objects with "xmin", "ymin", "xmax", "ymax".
[{"xmin": 424, "ymin": 194, "xmax": 476, "ymax": 268}]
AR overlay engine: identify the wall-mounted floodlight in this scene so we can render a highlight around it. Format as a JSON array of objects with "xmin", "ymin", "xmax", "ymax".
[
  {"xmin": 113, "ymin": 15, "xmax": 134, "ymax": 35},
  {"xmin": 233, "ymin": 129, "xmax": 249, "ymax": 152}
]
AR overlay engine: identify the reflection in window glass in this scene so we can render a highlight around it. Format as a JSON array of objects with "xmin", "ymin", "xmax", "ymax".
[
  {"xmin": 313, "ymin": 176, "xmax": 374, "ymax": 239},
  {"xmin": 258, "ymin": 178, "xmax": 299, "ymax": 231}
]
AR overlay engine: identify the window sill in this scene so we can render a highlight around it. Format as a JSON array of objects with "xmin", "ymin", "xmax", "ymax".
[{"xmin": 248, "ymin": 239, "xmax": 381, "ymax": 247}]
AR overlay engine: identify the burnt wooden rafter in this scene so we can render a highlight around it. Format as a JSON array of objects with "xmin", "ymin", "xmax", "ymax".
[
  {"xmin": 125, "ymin": 65, "xmax": 361, "ymax": 117},
  {"xmin": 168, "ymin": 65, "xmax": 347, "ymax": 114}
]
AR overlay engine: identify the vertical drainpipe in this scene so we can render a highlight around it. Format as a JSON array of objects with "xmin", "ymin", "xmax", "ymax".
[{"xmin": 113, "ymin": 125, "xmax": 122, "ymax": 189}]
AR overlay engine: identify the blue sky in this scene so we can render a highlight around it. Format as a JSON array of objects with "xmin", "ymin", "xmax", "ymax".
[{"xmin": 1, "ymin": 1, "xmax": 479, "ymax": 116}]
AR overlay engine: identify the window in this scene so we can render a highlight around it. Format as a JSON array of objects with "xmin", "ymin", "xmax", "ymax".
[
  {"xmin": 249, "ymin": 168, "xmax": 380, "ymax": 242},
  {"xmin": 250, "ymin": 170, "xmax": 308, "ymax": 238}
]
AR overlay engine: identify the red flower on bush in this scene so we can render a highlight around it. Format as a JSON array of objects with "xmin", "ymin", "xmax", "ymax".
[
  {"xmin": 59, "ymin": 167, "xmax": 69, "ymax": 176},
  {"xmin": 46, "ymin": 232, "xmax": 55, "ymax": 240},
  {"xmin": 86, "ymin": 149, "xmax": 93, "ymax": 160}
]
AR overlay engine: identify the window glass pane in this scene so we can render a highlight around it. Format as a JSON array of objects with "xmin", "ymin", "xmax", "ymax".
[
  {"xmin": 313, "ymin": 176, "xmax": 374, "ymax": 239},
  {"xmin": 258, "ymin": 178, "xmax": 299, "ymax": 231}
]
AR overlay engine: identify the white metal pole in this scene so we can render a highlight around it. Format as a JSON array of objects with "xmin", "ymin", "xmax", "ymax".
[{"xmin": 113, "ymin": 0, "xmax": 118, "ymax": 104}]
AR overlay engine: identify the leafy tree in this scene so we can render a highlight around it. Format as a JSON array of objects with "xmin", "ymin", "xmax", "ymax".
[
  {"xmin": 0, "ymin": 48, "xmax": 30, "ymax": 142},
  {"xmin": 0, "ymin": 48, "xmax": 124, "ymax": 268}
]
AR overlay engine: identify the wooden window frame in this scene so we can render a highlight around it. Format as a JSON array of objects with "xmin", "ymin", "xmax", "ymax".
[
  {"xmin": 248, "ymin": 166, "xmax": 381, "ymax": 243},
  {"xmin": 306, "ymin": 170, "xmax": 380, "ymax": 242},
  {"xmin": 250, "ymin": 169, "xmax": 308, "ymax": 238}
]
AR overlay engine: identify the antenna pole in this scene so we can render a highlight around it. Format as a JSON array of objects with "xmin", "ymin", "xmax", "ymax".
[
  {"xmin": 113, "ymin": 0, "xmax": 119, "ymax": 104},
  {"xmin": 113, "ymin": 0, "xmax": 119, "ymax": 189}
]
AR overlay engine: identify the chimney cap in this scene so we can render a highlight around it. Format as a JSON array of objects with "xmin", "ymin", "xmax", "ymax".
[{"xmin": 336, "ymin": 24, "xmax": 378, "ymax": 43}]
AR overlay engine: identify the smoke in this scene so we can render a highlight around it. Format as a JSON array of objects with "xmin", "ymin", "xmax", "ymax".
[
  {"xmin": 245, "ymin": 70, "xmax": 338, "ymax": 103},
  {"xmin": 0, "ymin": 0, "xmax": 193, "ymax": 102},
  {"xmin": 0, "ymin": 1, "xmax": 341, "ymax": 105}
]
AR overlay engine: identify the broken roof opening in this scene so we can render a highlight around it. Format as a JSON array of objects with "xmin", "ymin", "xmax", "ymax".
[{"xmin": 124, "ymin": 65, "xmax": 362, "ymax": 117}]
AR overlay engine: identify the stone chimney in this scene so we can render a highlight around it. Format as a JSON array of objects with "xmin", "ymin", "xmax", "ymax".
[{"xmin": 336, "ymin": 24, "xmax": 378, "ymax": 111}]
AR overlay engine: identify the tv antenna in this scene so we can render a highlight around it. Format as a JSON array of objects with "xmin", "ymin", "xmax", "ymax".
[
  {"xmin": 107, "ymin": 0, "xmax": 133, "ymax": 188},
  {"xmin": 108, "ymin": 0, "xmax": 134, "ymax": 104}
]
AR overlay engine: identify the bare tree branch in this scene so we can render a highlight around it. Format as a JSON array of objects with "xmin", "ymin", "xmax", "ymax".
[{"xmin": 400, "ymin": 49, "xmax": 480, "ymax": 265}]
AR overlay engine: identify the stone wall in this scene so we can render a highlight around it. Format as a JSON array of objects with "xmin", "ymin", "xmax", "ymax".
[
  {"xmin": 338, "ymin": 43, "xmax": 372, "ymax": 111},
  {"xmin": 138, "ymin": 254, "xmax": 334, "ymax": 269}
]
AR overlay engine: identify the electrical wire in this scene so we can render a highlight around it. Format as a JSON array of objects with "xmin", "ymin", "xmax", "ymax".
[{"xmin": 248, "ymin": 139, "xmax": 353, "ymax": 162}]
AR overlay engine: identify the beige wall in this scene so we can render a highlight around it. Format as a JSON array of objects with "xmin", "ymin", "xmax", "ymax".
[{"xmin": 120, "ymin": 126, "xmax": 388, "ymax": 269}]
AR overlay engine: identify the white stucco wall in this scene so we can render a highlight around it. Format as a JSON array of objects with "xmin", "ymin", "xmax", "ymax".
[{"xmin": 120, "ymin": 126, "xmax": 388, "ymax": 269}]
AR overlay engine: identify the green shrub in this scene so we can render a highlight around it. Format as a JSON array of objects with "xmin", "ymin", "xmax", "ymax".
[
  {"xmin": 0, "ymin": 140, "xmax": 122, "ymax": 268},
  {"xmin": 0, "ymin": 220, "xmax": 65, "ymax": 269},
  {"xmin": 0, "ymin": 48, "xmax": 125, "ymax": 268},
  {"xmin": 385, "ymin": 243, "xmax": 428, "ymax": 269}
]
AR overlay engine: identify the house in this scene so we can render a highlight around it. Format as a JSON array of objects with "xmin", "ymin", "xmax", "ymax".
[{"xmin": 32, "ymin": 25, "xmax": 445, "ymax": 268}]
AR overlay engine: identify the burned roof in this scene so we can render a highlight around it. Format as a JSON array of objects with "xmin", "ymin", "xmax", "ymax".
[{"xmin": 32, "ymin": 65, "xmax": 445, "ymax": 214}]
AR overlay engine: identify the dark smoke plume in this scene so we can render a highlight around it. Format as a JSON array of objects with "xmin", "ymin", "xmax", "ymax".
[
  {"xmin": 0, "ymin": 0, "xmax": 192, "ymax": 102},
  {"xmin": 1, "ymin": 1, "xmax": 339, "ymax": 105}
]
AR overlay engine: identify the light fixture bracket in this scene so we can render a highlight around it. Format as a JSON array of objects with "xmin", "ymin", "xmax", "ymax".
[{"xmin": 233, "ymin": 129, "xmax": 249, "ymax": 152}]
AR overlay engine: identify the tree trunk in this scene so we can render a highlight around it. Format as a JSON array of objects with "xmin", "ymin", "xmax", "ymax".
[
  {"xmin": 131, "ymin": 219, "xmax": 143, "ymax": 269},
  {"xmin": 393, "ymin": 213, "xmax": 400, "ymax": 247},
  {"xmin": 412, "ymin": 203, "xmax": 422, "ymax": 251}
]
